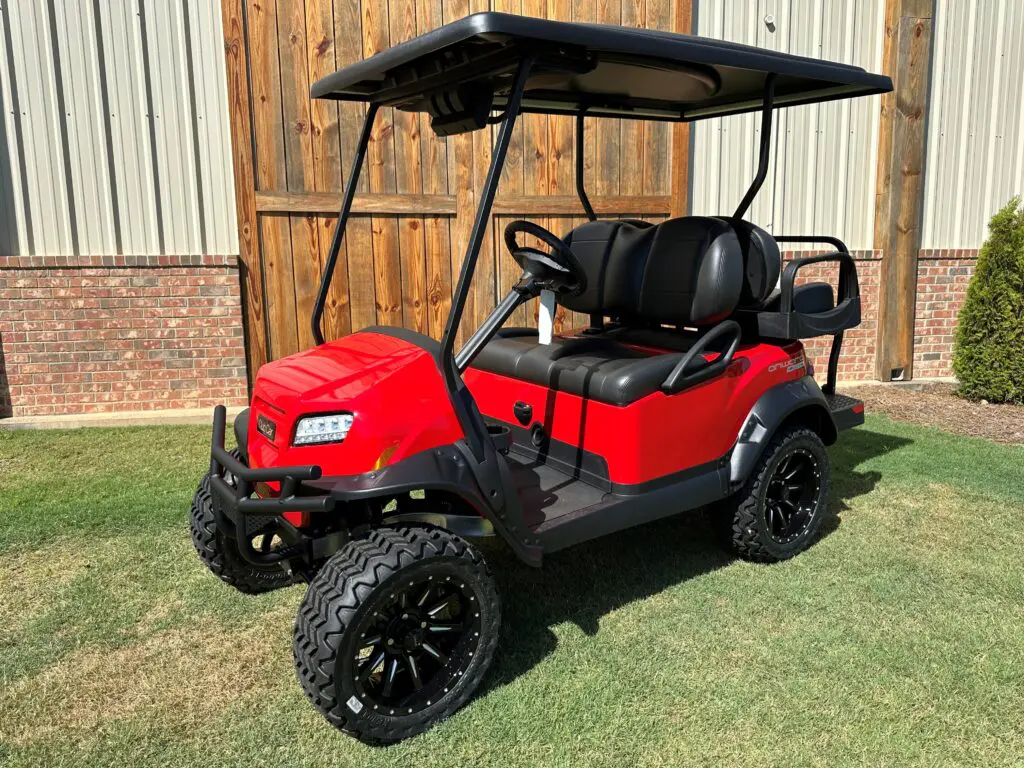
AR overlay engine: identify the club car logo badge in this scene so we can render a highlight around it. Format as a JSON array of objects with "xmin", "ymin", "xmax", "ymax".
[{"xmin": 257, "ymin": 414, "xmax": 277, "ymax": 441}]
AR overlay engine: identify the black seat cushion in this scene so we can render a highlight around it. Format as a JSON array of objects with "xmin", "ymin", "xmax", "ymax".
[{"xmin": 473, "ymin": 330, "xmax": 695, "ymax": 406}]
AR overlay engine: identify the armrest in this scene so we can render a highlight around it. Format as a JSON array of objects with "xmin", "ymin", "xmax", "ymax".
[{"xmin": 661, "ymin": 320, "xmax": 741, "ymax": 395}]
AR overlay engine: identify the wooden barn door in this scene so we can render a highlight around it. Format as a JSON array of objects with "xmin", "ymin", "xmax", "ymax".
[{"xmin": 222, "ymin": 0, "xmax": 692, "ymax": 379}]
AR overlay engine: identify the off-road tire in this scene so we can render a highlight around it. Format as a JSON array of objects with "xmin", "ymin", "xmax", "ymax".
[
  {"xmin": 717, "ymin": 425, "xmax": 830, "ymax": 562},
  {"xmin": 189, "ymin": 455, "xmax": 296, "ymax": 594},
  {"xmin": 293, "ymin": 527, "xmax": 500, "ymax": 745}
]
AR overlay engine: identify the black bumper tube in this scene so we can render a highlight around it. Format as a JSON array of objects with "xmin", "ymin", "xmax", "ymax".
[{"xmin": 209, "ymin": 405, "xmax": 336, "ymax": 519}]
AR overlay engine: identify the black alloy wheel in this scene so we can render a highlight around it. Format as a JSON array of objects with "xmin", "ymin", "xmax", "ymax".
[
  {"xmin": 352, "ymin": 573, "xmax": 480, "ymax": 714},
  {"xmin": 762, "ymin": 447, "xmax": 821, "ymax": 543},
  {"xmin": 294, "ymin": 526, "xmax": 500, "ymax": 744},
  {"xmin": 717, "ymin": 425, "xmax": 831, "ymax": 562}
]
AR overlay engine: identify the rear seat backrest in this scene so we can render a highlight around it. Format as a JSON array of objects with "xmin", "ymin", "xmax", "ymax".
[{"xmin": 561, "ymin": 216, "xmax": 744, "ymax": 327}]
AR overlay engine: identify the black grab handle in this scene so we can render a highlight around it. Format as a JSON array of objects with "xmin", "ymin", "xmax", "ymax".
[
  {"xmin": 661, "ymin": 320, "xmax": 742, "ymax": 395},
  {"xmin": 778, "ymin": 251, "xmax": 859, "ymax": 316}
]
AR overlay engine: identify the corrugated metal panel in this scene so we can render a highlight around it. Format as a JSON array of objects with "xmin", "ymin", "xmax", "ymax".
[
  {"xmin": 691, "ymin": 0, "xmax": 885, "ymax": 250},
  {"xmin": 922, "ymin": 0, "xmax": 1024, "ymax": 250},
  {"xmin": 0, "ymin": 0, "xmax": 237, "ymax": 256}
]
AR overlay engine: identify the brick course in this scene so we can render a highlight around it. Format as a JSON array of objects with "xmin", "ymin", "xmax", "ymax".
[
  {"xmin": 0, "ymin": 255, "xmax": 248, "ymax": 417},
  {"xmin": 0, "ymin": 249, "xmax": 980, "ymax": 418}
]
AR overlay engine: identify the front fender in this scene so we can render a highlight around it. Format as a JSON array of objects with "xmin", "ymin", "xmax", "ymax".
[
  {"xmin": 303, "ymin": 442, "xmax": 542, "ymax": 566},
  {"xmin": 728, "ymin": 376, "xmax": 837, "ymax": 486}
]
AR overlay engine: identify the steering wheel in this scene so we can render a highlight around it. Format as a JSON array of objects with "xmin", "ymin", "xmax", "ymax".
[{"xmin": 504, "ymin": 220, "xmax": 587, "ymax": 297}]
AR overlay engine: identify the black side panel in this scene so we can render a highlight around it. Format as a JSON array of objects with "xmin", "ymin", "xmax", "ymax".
[
  {"xmin": 499, "ymin": 420, "xmax": 611, "ymax": 492},
  {"xmin": 728, "ymin": 376, "xmax": 837, "ymax": 486},
  {"xmin": 535, "ymin": 464, "xmax": 727, "ymax": 554}
]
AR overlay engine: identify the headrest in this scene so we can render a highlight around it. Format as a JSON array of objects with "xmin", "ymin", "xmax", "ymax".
[
  {"xmin": 561, "ymin": 216, "xmax": 744, "ymax": 327},
  {"xmin": 729, "ymin": 219, "xmax": 781, "ymax": 306}
]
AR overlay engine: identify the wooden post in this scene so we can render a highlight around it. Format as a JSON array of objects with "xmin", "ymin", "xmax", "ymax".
[
  {"xmin": 873, "ymin": 0, "xmax": 934, "ymax": 382},
  {"xmin": 221, "ymin": 0, "xmax": 268, "ymax": 387},
  {"xmin": 670, "ymin": 0, "xmax": 693, "ymax": 217}
]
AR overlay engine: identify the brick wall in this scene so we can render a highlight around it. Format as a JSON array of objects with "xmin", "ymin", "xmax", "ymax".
[
  {"xmin": 913, "ymin": 250, "xmax": 978, "ymax": 379},
  {"xmin": 787, "ymin": 249, "xmax": 977, "ymax": 384},
  {"xmin": 0, "ymin": 255, "xmax": 248, "ymax": 417},
  {"xmin": 0, "ymin": 248, "xmax": 982, "ymax": 419}
]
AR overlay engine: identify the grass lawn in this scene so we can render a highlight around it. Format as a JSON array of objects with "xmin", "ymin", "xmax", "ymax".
[{"xmin": 1, "ymin": 416, "xmax": 1022, "ymax": 767}]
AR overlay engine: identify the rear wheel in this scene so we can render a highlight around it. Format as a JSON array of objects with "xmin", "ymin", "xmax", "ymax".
[
  {"xmin": 717, "ymin": 426, "xmax": 830, "ymax": 562},
  {"xmin": 293, "ymin": 527, "xmax": 500, "ymax": 745},
  {"xmin": 189, "ymin": 454, "xmax": 296, "ymax": 594}
]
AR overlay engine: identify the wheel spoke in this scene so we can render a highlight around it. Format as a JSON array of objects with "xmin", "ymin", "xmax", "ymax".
[
  {"xmin": 425, "ymin": 597, "xmax": 453, "ymax": 618},
  {"xmin": 361, "ymin": 634, "xmax": 382, "ymax": 649},
  {"xmin": 381, "ymin": 658, "xmax": 399, "ymax": 698},
  {"xmin": 357, "ymin": 650, "xmax": 386, "ymax": 683},
  {"xmin": 416, "ymin": 585, "xmax": 432, "ymax": 607},
  {"xmin": 420, "ymin": 641, "xmax": 448, "ymax": 665},
  {"xmin": 425, "ymin": 621, "xmax": 463, "ymax": 634},
  {"xmin": 405, "ymin": 653, "xmax": 423, "ymax": 690},
  {"xmin": 776, "ymin": 455, "xmax": 793, "ymax": 479}
]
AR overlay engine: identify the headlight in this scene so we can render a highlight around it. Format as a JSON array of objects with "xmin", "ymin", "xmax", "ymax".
[{"xmin": 293, "ymin": 413, "xmax": 354, "ymax": 446}]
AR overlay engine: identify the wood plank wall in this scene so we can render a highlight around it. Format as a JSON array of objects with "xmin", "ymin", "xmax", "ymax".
[{"xmin": 223, "ymin": 0, "xmax": 690, "ymax": 375}]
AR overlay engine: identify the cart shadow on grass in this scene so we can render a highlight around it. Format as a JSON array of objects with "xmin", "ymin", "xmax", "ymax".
[{"xmin": 476, "ymin": 426, "xmax": 911, "ymax": 696}]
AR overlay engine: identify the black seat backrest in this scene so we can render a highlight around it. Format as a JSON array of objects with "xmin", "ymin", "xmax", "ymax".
[
  {"xmin": 729, "ymin": 219, "xmax": 781, "ymax": 308},
  {"xmin": 561, "ymin": 216, "xmax": 744, "ymax": 327}
]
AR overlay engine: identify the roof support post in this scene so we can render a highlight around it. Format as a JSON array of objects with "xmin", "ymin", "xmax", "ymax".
[
  {"xmin": 439, "ymin": 56, "xmax": 535, "ymax": 389},
  {"xmin": 575, "ymin": 113, "xmax": 596, "ymax": 221},
  {"xmin": 732, "ymin": 74, "xmax": 777, "ymax": 219},
  {"xmin": 310, "ymin": 103, "xmax": 380, "ymax": 346},
  {"xmin": 873, "ymin": 0, "xmax": 934, "ymax": 382}
]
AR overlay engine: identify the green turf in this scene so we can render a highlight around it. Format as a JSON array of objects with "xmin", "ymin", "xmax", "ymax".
[{"xmin": 1, "ymin": 417, "xmax": 1022, "ymax": 767}]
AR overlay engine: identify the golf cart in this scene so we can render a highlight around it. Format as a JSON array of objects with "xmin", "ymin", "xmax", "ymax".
[{"xmin": 191, "ymin": 13, "xmax": 889, "ymax": 744}]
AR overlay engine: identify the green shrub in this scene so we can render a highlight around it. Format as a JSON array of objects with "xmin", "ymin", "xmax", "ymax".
[{"xmin": 952, "ymin": 197, "xmax": 1024, "ymax": 403}]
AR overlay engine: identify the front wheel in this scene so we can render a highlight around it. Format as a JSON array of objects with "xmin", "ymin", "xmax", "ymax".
[
  {"xmin": 716, "ymin": 425, "xmax": 830, "ymax": 562},
  {"xmin": 189, "ymin": 460, "xmax": 296, "ymax": 594},
  {"xmin": 293, "ymin": 527, "xmax": 500, "ymax": 745}
]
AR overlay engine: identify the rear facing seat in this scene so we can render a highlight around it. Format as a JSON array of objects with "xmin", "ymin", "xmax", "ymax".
[{"xmin": 470, "ymin": 216, "xmax": 745, "ymax": 405}]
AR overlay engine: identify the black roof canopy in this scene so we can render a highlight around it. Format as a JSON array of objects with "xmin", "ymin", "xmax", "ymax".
[{"xmin": 311, "ymin": 12, "xmax": 892, "ymax": 131}]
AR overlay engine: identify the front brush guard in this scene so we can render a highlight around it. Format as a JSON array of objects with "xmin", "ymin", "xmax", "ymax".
[{"xmin": 209, "ymin": 405, "xmax": 338, "ymax": 567}]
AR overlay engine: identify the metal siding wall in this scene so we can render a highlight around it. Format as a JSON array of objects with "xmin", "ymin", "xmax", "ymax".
[
  {"xmin": 691, "ymin": 0, "xmax": 885, "ymax": 250},
  {"xmin": 0, "ymin": 0, "xmax": 237, "ymax": 257},
  {"xmin": 923, "ymin": 0, "xmax": 1024, "ymax": 250}
]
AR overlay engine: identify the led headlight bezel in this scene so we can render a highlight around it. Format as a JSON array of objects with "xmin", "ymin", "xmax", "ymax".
[{"xmin": 292, "ymin": 412, "xmax": 354, "ymax": 446}]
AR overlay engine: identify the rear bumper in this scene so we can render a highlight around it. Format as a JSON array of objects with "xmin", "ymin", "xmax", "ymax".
[{"xmin": 825, "ymin": 391, "xmax": 865, "ymax": 431}]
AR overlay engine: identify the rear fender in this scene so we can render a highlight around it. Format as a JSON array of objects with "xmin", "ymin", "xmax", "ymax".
[{"xmin": 728, "ymin": 376, "xmax": 837, "ymax": 487}]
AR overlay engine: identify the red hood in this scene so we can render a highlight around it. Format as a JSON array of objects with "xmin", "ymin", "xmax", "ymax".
[
  {"xmin": 256, "ymin": 332, "xmax": 430, "ymax": 408},
  {"xmin": 247, "ymin": 330, "xmax": 464, "ymax": 477}
]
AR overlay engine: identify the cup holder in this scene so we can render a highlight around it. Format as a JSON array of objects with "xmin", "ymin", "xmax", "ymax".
[{"xmin": 487, "ymin": 424, "xmax": 512, "ymax": 454}]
